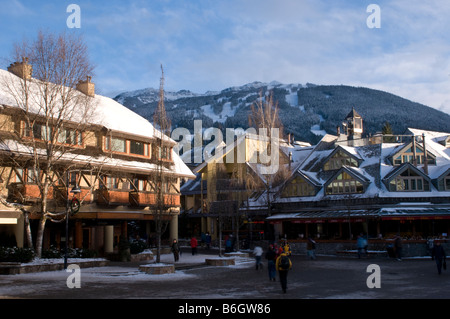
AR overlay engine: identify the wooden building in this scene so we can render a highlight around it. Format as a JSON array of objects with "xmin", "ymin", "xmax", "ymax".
[{"xmin": 0, "ymin": 62, "xmax": 194, "ymax": 254}]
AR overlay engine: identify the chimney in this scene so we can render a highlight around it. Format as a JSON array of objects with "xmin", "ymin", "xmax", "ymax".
[
  {"xmin": 337, "ymin": 126, "xmax": 340, "ymax": 136},
  {"xmin": 423, "ymin": 133, "xmax": 428, "ymax": 174},
  {"xmin": 289, "ymin": 152, "xmax": 292, "ymax": 170},
  {"xmin": 76, "ymin": 76, "xmax": 95, "ymax": 97},
  {"xmin": 8, "ymin": 57, "xmax": 33, "ymax": 80}
]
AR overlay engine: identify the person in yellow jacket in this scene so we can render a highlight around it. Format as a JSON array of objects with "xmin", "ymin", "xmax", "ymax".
[{"xmin": 275, "ymin": 251, "xmax": 292, "ymax": 293}]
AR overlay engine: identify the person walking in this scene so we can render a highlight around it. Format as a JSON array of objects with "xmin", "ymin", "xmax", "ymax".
[
  {"xmin": 171, "ymin": 239, "xmax": 180, "ymax": 262},
  {"xmin": 307, "ymin": 235, "xmax": 317, "ymax": 260},
  {"xmin": 357, "ymin": 233, "xmax": 367, "ymax": 259},
  {"xmin": 394, "ymin": 234, "xmax": 402, "ymax": 261},
  {"xmin": 253, "ymin": 246, "xmax": 263, "ymax": 270},
  {"xmin": 265, "ymin": 245, "xmax": 277, "ymax": 281},
  {"xmin": 205, "ymin": 233, "xmax": 212, "ymax": 250},
  {"xmin": 431, "ymin": 241, "xmax": 446, "ymax": 275},
  {"xmin": 275, "ymin": 250, "xmax": 292, "ymax": 293},
  {"xmin": 190, "ymin": 236, "xmax": 198, "ymax": 255}
]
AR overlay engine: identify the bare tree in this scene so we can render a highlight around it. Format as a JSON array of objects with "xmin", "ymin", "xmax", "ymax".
[
  {"xmin": 152, "ymin": 65, "xmax": 175, "ymax": 263},
  {"xmin": 248, "ymin": 90, "xmax": 289, "ymax": 240},
  {"xmin": 1, "ymin": 31, "xmax": 96, "ymax": 257}
]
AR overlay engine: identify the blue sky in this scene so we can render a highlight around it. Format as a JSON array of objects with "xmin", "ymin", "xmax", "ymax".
[{"xmin": 1, "ymin": 0, "xmax": 450, "ymax": 115}]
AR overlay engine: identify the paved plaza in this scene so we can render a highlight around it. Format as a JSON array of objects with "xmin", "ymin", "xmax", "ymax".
[{"xmin": 1, "ymin": 248, "xmax": 449, "ymax": 300}]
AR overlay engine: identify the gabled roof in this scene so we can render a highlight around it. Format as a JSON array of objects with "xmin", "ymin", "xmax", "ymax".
[
  {"xmin": 324, "ymin": 165, "xmax": 371, "ymax": 189},
  {"xmin": 387, "ymin": 141, "xmax": 437, "ymax": 164},
  {"xmin": 345, "ymin": 107, "xmax": 362, "ymax": 119},
  {"xmin": 323, "ymin": 144, "xmax": 363, "ymax": 165},
  {"xmin": 435, "ymin": 165, "xmax": 450, "ymax": 181},
  {"xmin": 275, "ymin": 169, "xmax": 321, "ymax": 198},
  {"xmin": 382, "ymin": 162, "xmax": 431, "ymax": 183}
]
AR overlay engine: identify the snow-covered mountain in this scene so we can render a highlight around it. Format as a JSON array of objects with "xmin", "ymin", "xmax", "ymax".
[{"xmin": 113, "ymin": 81, "xmax": 450, "ymax": 145}]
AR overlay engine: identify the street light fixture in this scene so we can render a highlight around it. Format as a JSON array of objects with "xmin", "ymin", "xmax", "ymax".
[{"xmin": 64, "ymin": 180, "xmax": 82, "ymax": 270}]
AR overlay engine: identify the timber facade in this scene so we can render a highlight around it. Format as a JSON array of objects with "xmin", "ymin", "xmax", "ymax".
[
  {"xmin": 182, "ymin": 108, "xmax": 450, "ymax": 253},
  {"xmin": 0, "ymin": 61, "xmax": 194, "ymax": 255}
]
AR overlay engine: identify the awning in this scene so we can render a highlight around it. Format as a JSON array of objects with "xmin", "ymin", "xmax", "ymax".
[
  {"xmin": 267, "ymin": 209, "xmax": 379, "ymax": 224},
  {"xmin": 380, "ymin": 208, "xmax": 450, "ymax": 221},
  {"xmin": 267, "ymin": 207, "xmax": 450, "ymax": 223},
  {"xmin": 0, "ymin": 211, "xmax": 22, "ymax": 225}
]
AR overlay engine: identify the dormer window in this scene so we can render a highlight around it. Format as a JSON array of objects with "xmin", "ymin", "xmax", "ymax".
[
  {"xmin": 281, "ymin": 175, "xmax": 316, "ymax": 197},
  {"xmin": 105, "ymin": 136, "xmax": 126, "ymax": 153},
  {"xmin": 325, "ymin": 171, "xmax": 365, "ymax": 194},
  {"xmin": 392, "ymin": 144, "xmax": 436, "ymax": 166},
  {"xmin": 324, "ymin": 149, "xmax": 359, "ymax": 171},
  {"xmin": 445, "ymin": 175, "xmax": 450, "ymax": 191},
  {"xmin": 130, "ymin": 140, "xmax": 145, "ymax": 156},
  {"xmin": 384, "ymin": 164, "xmax": 431, "ymax": 192},
  {"xmin": 104, "ymin": 135, "xmax": 151, "ymax": 158},
  {"xmin": 21, "ymin": 121, "xmax": 83, "ymax": 146}
]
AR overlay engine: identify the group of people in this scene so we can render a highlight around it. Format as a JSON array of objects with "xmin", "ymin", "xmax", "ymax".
[
  {"xmin": 254, "ymin": 240, "xmax": 293, "ymax": 293},
  {"xmin": 171, "ymin": 234, "xmax": 210, "ymax": 261}
]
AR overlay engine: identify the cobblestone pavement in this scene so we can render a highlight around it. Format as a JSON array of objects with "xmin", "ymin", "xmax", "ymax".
[{"xmin": 1, "ymin": 251, "xmax": 449, "ymax": 300}]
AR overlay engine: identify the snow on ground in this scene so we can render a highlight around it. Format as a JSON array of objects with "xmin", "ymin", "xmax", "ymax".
[{"xmin": 0, "ymin": 253, "xmax": 254, "ymax": 287}]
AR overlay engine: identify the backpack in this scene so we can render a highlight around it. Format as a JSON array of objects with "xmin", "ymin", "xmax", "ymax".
[{"xmin": 279, "ymin": 255, "xmax": 290, "ymax": 270}]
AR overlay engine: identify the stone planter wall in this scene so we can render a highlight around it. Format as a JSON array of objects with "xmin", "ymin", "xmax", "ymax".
[
  {"xmin": 139, "ymin": 264, "xmax": 175, "ymax": 275},
  {"xmin": 0, "ymin": 259, "xmax": 109, "ymax": 275},
  {"xmin": 205, "ymin": 258, "xmax": 235, "ymax": 266}
]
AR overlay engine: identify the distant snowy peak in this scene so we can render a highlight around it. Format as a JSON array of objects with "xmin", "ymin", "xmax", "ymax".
[
  {"xmin": 114, "ymin": 88, "xmax": 204, "ymax": 107},
  {"xmin": 221, "ymin": 81, "xmax": 313, "ymax": 93},
  {"xmin": 114, "ymin": 81, "xmax": 315, "ymax": 106}
]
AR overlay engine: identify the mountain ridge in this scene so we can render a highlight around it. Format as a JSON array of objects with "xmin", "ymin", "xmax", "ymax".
[{"xmin": 113, "ymin": 82, "xmax": 450, "ymax": 145}]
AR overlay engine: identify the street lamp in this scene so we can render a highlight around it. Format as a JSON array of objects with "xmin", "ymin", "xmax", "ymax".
[{"xmin": 64, "ymin": 182, "xmax": 81, "ymax": 270}]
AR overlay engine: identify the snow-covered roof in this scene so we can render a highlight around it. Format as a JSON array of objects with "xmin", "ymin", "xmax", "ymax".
[
  {"xmin": 0, "ymin": 69, "xmax": 174, "ymax": 143},
  {"xmin": 268, "ymin": 130, "xmax": 450, "ymax": 206},
  {"xmin": 0, "ymin": 68, "xmax": 194, "ymax": 179}
]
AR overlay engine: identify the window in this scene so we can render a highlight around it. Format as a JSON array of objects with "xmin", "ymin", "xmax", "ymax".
[
  {"xmin": 27, "ymin": 168, "xmax": 40, "ymax": 184},
  {"xmin": 281, "ymin": 176, "xmax": 315, "ymax": 197},
  {"xmin": 154, "ymin": 145, "xmax": 172, "ymax": 160},
  {"xmin": 105, "ymin": 136, "xmax": 126, "ymax": 153},
  {"xmin": 393, "ymin": 146, "xmax": 436, "ymax": 166},
  {"xmin": 21, "ymin": 121, "xmax": 83, "ymax": 146},
  {"xmin": 388, "ymin": 169, "xmax": 430, "ymax": 192},
  {"xmin": 130, "ymin": 140, "xmax": 145, "ymax": 155},
  {"xmin": 445, "ymin": 176, "xmax": 450, "ymax": 191},
  {"xmin": 105, "ymin": 136, "xmax": 150, "ymax": 157},
  {"xmin": 326, "ymin": 172, "xmax": 364, "ymax": 195},
  {"xmin": 33, "ymin": 123, "xmax": 52, "ymax": 141},
  {"xmin": 324, "ymin": 150, "xmax": 359, "ymax": 170},
  {"xmin": 58, "ymin": 128, "xmax": 83, "ymax": 146}
]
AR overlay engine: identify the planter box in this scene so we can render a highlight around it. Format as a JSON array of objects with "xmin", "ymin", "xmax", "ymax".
[
  {"xmin": 224, "ymin": 252, "xmax": 249, "ymax": 258},
  {"xmin": 0, "ymin": 259, "xmax": 109, "ymax": 275},
  {"xmin": 139, "ymin": 263, "xmax": 175, "ymax": 275},
  {"xmin": 205, "ymin": 258, "xmax": 235, "ymax": 266}
]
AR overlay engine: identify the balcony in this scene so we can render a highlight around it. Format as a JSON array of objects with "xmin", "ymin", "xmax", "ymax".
[
  {"xmin": 129, "ymin": 191, "xmax": 180, "ymax": 207},
  {"xmin": 97, "ymin": 188, "xmax": 130, "ymax": 206},
  {"xmin": 8, "ymin": 183, "xmax": 53, "ymax": 203},
  {"xmin": 53, "ymin": 186, "xmax": 93, "ymax": 205}
]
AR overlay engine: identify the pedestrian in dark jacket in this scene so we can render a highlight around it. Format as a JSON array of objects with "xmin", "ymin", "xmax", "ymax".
[
  {"xmin": 275, "ymin": 252, "xmax": 292, "ymax": 293},
  {"xmin": 394, "ymin": 234, "xmax": 402, "ymax": 261},
  {"xmin": 431, "ymin": 241, "xmax": 446, "ymax": 275},
  {"xmin": 171, "ymin": 239, "xmax": 180, "ymax": 262},
  {"xmin": 265, "ymin": 245, "xmax": 277, "ymax": 281}
]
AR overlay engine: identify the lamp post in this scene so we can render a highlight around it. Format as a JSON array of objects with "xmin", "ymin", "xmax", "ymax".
[{"xmin": 64, "ymin": 181, "xmax": 81, "ymax": 270}]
